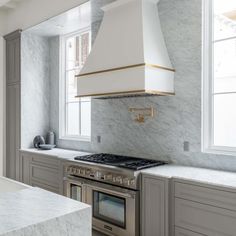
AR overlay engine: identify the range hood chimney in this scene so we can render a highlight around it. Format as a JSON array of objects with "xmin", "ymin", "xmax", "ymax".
[{"xmin": 76, "ymin": 0, "xmax": 175, "ymax": 98}]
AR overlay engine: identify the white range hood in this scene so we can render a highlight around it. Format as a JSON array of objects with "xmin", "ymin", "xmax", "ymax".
[{"xmin": 76, "ymin": 0, "xmax": 175, "ymax": 98}]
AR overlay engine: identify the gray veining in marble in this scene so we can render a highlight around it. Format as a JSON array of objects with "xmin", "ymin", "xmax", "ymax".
[
  {"xmin": 24, "ymin": 0, "xmax": 236, "ymax": 172},
  {"xmin": 21, "ymin": 32, "xmax": 50, "ymax": 148},
  {"xmin": 0, "ymin": 186, "xmax": 91, "ymax": 236}
]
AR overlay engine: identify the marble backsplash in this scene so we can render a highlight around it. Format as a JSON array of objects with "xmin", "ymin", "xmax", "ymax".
[
  {"xmin": 21, "ymin": 33, "xmax": 50, "ymax": 148},
  {"xmin": 22, "ymin": 0, "xmax": 236, "ymax": 172},
  {"xmin": 56, "ymin": 0, "xmax": 236, "ymax": 172}
]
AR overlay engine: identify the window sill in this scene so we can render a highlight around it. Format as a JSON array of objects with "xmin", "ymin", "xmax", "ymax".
[
  {"xmin": 202, "ymin": 146, "xmax": 236, "ymax": 157},
  {"xmin": 59, "ymin": 136, "xmax": 91, "ymax": 143}
]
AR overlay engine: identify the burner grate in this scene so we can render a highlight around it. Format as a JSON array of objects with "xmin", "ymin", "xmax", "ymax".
[{"xmin": 74, "ymin": 153, "xmax": 166, "ymax": 170}]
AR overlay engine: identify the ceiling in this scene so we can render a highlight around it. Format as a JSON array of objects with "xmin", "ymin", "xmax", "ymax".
[
  {"xmin": 24, "ymin": 1, "xmax": 91, "ymax": 37},
  {"xmin": 0, "ymin": 0, "xmax": 27, "ymax": 9}
]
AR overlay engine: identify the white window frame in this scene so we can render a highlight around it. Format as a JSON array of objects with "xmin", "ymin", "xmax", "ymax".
[
  {"xmin": 59, "ymin": 28, "xmax": 91, "ymax": 142},
  {"xmin": 202, "ymin": 0, "xmax": 236, "ymax": 155}
]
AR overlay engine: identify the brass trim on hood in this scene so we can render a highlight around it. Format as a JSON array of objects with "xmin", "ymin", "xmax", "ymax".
[
  {"xmin": 75, "ymin": 63, "xmax": 175, "ymax": 78},
  {"xmin": 76, "ymin": 89, "xmax": 175, "ymax": 98},
  {"xmin": 146, "ymin": 63, "xmax": 175, "ymax": 72}
]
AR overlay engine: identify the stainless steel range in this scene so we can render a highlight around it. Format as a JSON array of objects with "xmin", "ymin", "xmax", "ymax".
[{"xmin": 63, "ymin": 153, "xmax": 166, "ymax": 236}]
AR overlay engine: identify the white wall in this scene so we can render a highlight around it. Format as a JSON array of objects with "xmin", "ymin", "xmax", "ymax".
[{"xmin": 21, "ymin": 33, "xmax": 50, "ymax": 148}]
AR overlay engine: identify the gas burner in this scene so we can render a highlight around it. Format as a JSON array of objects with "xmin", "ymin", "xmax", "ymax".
[
  {"xmin": 75, "ymin": 153, "xmax": 128, "ymax": 164},
  {"xmin": 119, "ymin": 159, "xmax": 166, "ymax": 170},
  {"xmin": 74, "ymin": 153, "xmax": 166, "ymax": 170}
]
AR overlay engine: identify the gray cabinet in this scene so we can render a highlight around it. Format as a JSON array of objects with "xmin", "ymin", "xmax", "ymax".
[
  {"xmin": 4, "ymin": 30, "xmax": 22, "ymax": 180},
  {"xmin": 174, "ymin": 179, "xmax": 236, "ymax": 236},
  {"xmin": 6, "ymin": 33, "xmax": 21, "ymax": 84},
  {"xmin": 19, "ymin": 151, "xmax": 63, "ymax": 194},
  {"xmin": 6, "ymin": 84, "xmax": 20, "ymax": 180},
  {"xmin": 141, "ymin": 174, "xmax": 170, "ymax": 236},
  {"xmin": 20, "ymin": 151, "xmax": 31, "ymax": 185}
]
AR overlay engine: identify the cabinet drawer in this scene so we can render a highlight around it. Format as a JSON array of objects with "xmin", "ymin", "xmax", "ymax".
[
  {"xmin": 175, "ymin": 198, "xmax": 236, "ymax": 236},
  {"xmin": 175, "ymin": 182, "xmax": 236, "ymax": 211},
  {"xmin": 175, "ymin": 227, "xmax": 205, "ymax": 236},
  {"xmin": 30, "ymin": 164, "xmax": 59, "ymax": 187},
  {"xmin": 31, "ymin": 155, "xmax": 59, "ymax": 168},
  {"xmin": 31, "ymin": 180, "xmax": 59, "ymax": 194}
]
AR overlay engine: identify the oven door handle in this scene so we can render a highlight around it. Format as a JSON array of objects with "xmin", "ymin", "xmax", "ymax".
[{"xmin": 84, "ymin": 183, "xmax": 136, "ymax": 199}]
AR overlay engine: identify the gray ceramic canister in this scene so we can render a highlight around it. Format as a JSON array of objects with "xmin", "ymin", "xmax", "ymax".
[{"xmin": 46, "ymin": 131, "xmax": 55, "ymax": 145}]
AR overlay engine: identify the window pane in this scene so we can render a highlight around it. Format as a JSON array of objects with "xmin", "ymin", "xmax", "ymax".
[
  {"xmin": 81, "ymin": 101, "xmax": 91, "ymax": 136},
  {"xmin": 214, "ymin": 0, "xmax": 236, "ymax": 41},
  {"xmin": 214, "ymin": 94, "xmax": 236, "ymax": 147},
  {"xmin": 66, "ymin": 37, "xmax": 76, "ymax": 70},
  {"xmin": 75, "ymin": 36, "xmax": 80, "ymax": 68},
  {"xmin": 214, "ymin": 76, "xmax": 236, "ymax": 94},
  {"xmin": 214, "ymin": 39, "xmax": 236, "ymax": 93},
  {"xmin": 66, "ymin": 70, "xmax": 78, "ymax": 102},
  {"xmin": 81, "ymin": 97, "xmax": 91, "ymax": 102},
  {"xmin": 214, "ymin": 39, "xmax": 236, "ymax": 78},
  {"xmin": 81, "ymin": 32, "xmax": 90, "ymax": 65},
  {"xmin": 66, "ymin": 103, "xmax": 80, "ymax": 136}
]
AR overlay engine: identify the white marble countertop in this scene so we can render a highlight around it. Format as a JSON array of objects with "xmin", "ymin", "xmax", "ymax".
[
  {"xmin": 142, "ymin": 164, "xmax": 236, "ymax": 190},
  {"xmin": 20, "ymin": 149, "xmax": 236, "ymax": 190},
  {"xmin": 20, "ymin": 148, "xmax": 91, "ymax": 160},
  {"xmin": 0, "ymin": 180, "xmax": 91, "ymax": 236}
]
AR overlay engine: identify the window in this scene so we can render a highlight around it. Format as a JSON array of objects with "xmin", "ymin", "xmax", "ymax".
[
  {"xmin": 60, "ymin": 29, "xmax": 91, "ymax": 141},
  {"xmin": 202, "ymin": 0, "xmax": 236, "ymax": 154}
]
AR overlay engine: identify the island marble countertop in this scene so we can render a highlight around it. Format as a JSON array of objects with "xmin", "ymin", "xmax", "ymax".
[
  {"xmin": 20, "ymin": 148, "xmax": 91, "ymax": 160},
  {"xmin": 142, "ymin": 164, "xmax": 236, "ymax": 190},
  {"xmin": 0, "ymin": 185, "xmax": 91, "ymax": 236}
]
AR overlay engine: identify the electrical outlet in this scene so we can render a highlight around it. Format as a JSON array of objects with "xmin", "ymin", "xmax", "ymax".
[
  {"xmin": 183, "ymin": 141, "xmax": 190, "ymax": 152},
  {"xmin": 97, "ymin": 135, "xmax": 101, "ymax": 143}
]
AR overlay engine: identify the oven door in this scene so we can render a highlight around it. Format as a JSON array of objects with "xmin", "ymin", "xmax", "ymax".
[
  {"xmin": 64, "ymin": 177, "xmax": 86, "ymax": 203},
  {"xmin": 85, "ymin": 183, "xmax": 139, "ymax": 236}
]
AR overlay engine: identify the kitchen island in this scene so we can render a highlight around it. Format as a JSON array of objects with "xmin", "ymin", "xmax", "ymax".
[{"xmin": 0, "ymin": 177, "xmax": 91, "ymax": 236}]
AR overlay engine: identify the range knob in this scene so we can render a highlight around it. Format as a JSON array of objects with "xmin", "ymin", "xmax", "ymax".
[
  {"xmin": 130, "ymin": 179, "xmax": 135, "ymax": 186},
  {"xmin": 72, "ymin": 167, "xmax": 77, "ymax": 174},
  {"xmin": 115, "ymin": 176, "xmax": 123, "ymax": 184},
  {"xmin": 123, "ymin": 178, "xmax": 131, "ymax": 186},
  {"xmin": 104, "ymin": 174, "xmax": 112, "ymax": 181},
  {"xmin": 69, "ymin": 167, "xmax": 73, "ymax": 174},
  {"xmin": 95, "ymin": 171, "xmax": 102, "ymax": 179},
  {"xmin": 86, "ymin": 169, "xmax": 91, "ymax": 175},
  {"xmin": 81, "ymin": 169, "xmax": 86, "ymax": 175}
]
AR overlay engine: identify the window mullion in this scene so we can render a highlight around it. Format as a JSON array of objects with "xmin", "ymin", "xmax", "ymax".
[
  {"xmin": 213, "ymin": 91, "xmax": 236, "ymax": 96},
  {"xmin": 214, "ymin": 35, "xmax": 236, "ymax": 43}
]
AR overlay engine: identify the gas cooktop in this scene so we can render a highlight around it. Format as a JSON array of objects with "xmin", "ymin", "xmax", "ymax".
[{"xmin": 74, "ymin": 153, "xmax": 166, "ymax": 170}]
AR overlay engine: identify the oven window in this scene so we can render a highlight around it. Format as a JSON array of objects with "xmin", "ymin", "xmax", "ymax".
[
  {"xmin": 70, "ymin": 184, "xmax": 82, "ymax": 202},
  {"xmin": 93, "ymin": 191, "xmax": 126, "ymax": 229}
]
